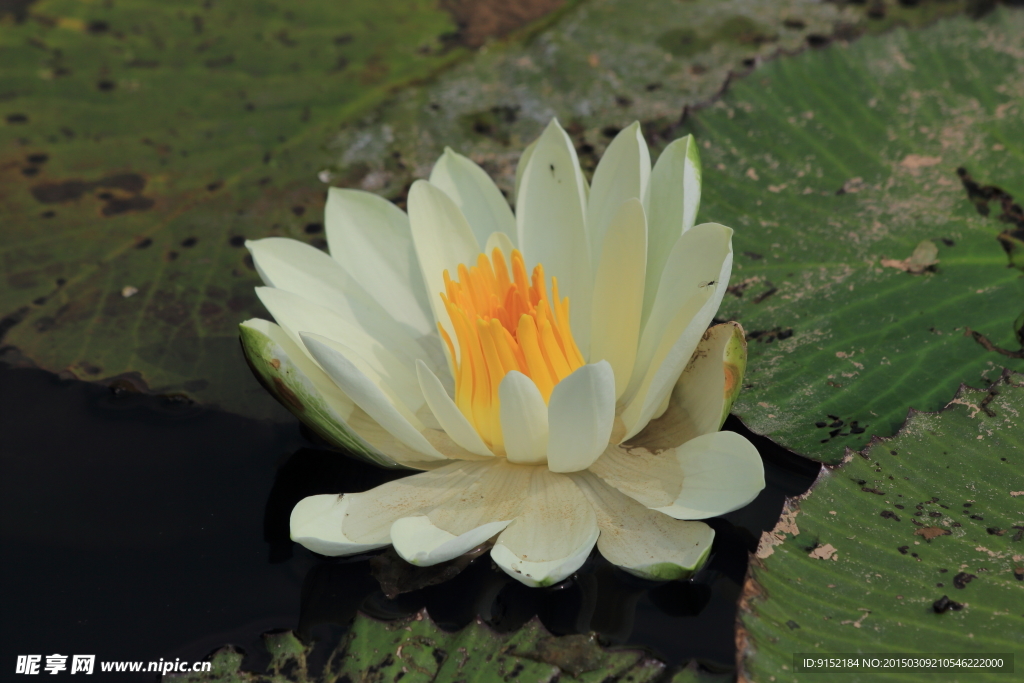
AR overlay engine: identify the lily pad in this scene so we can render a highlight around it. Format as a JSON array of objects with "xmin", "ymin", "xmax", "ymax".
[
  {"xmin": 738, "ymin": 370, "xmax": 1024, "ymax": 682},
  {"xmin": 0, "ymin": 0, "xmax": 562, "ymax": 417},
  {"xmin": 695, "ymin": 8, "xmax": 1024, "ymax": 462},
  {"xmin": 170, "ymin": 609, "xmax": 730, "ymax": 682}
]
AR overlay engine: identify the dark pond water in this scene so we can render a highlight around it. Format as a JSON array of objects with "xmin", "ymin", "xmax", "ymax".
[{"xmin": 0, "ymin": 363, "xmax": 820, "ymax": 681}]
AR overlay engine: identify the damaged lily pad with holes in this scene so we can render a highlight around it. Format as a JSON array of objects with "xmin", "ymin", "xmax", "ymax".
[
  {"xmin": 738, "ymin": 370, "xmax": 1024, "ymax": 683},
  {"xmin": 168, "ymin": 610, "xmax": 731, "ymax": 683},
  {"xmin": 693, "ymin": 8, "xmax": 1024, "ymax": 463}
]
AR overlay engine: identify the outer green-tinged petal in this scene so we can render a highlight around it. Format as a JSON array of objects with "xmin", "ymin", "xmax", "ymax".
[
  {"xmin": 257, "ymin": 287, "xmax": 426, "ymax": 414},
  {"xmin": 391, "ymin": 517, "xmax": 511, "ymax": 566},
  {"xmin": 491, "ymin": 468, "xmax": 599, "ymax": 587},
  {"xmin": 573, "ymin": 472, "xmax": 714, "ymax": 580},
  {"xmin": 591, "ymin": 432, "xmax": 764, "ymax": 519},
  {"xmin": 516, "ymin": 119, "xmax": 593, "ymax": 357},
  {"xmin": 391, "ymin": 461, "xmax": 531, "ymax": 564},
  {"xmin": 324, "ymin": 188, "xmax": 434, "ymax": 337},
  {"xmin": 586, "ymin": 122, "xmax": 651, "ymax": 264},
  {"xmin": 430, "ymin": 147, "xmax": 517, "ymax": 249},
  {"xmin": 499, "ymin": 371, "xmax": 549, "ymax": 465},
  {"xmin": 415, "ymin": 360, "xmax": 493, "ymax": 457},
  {"xmin": 407, "ymin": 180, "xmax": 482, "ymax": 360},
  {"xmin": 621, "ymin": 223, "xmax": 733, "ymax": 440},
  {"xmin": 654, "ymin": 431, "xmax": 764, "ymax": 519},
  {"xmin": 642, "ymin": 135, "xmax": 702, "ymax": 330},
  {"xmin": 301, "ymin": 332, "xmax": 448, "ymax": 463},
  {"xmin": 629, "ymin": 322, "xmax": 747, "ymax": 453},
  {"xmin": 588, "ymin": 199, "xmax": 647, "ymax": 400},
  {"xmin": 290, "ymin": 494, "xmax": 391, "ymax": 556},
  {"xmin": 239, "ymin": 318, "xmax": 402, "ymax": 468},
  {"xmin": 547, "ymin": 362, "xmax": 616, "ymax": 473}
]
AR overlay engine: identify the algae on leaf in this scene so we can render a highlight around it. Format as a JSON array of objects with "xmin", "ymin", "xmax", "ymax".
[{"xmin": 739, "ymin": 371, "xmax": 1024, "ymax": 682}]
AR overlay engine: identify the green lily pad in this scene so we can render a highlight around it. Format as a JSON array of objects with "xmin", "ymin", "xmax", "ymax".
[
  {"xmin": 694, "ymin": 8, "xmax": 1024, "ymax": 462},
  {"xmin": 0, "ymin": 0, "xmax": 567, "ymax": 417},
  {"xmin": 738, "ymin": 370, "xmax": 1024, "ymax": 682},
  {"xmin": 170, "ymin": 610, "xmax": 729, "ymax": 682}
]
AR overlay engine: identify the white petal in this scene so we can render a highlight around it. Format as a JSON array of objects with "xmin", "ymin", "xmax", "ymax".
[
  {"xmin": 516, "ymin": 119, "xmax": 593, "ymax": 358},
  {"xmin": 484, "ymin": 230, "xmax": 517, "ymax": 258},
  {"xmin": 498, "ymin": 371, "xmax": 549, "ymax": 465},
  {"xmin": 301, "ymin": 332, "xmax": 447, "ymax": 463},
  {"xmin": 390, "ymin": 460, "xmax": 532, "ymax": 565},
  {"xmin": 416, "ymin": 360, "xmax": 493, "ymax": 457},
  {"xmin": 573, "ymin": 472, "xmax": 715, "ymax": 580},
  {"xmin": 430, "ymin": 147, "xmax": 516, "ymax": 250},
  {"xmin": 391, "ymin": 517, "xmax": 510, "ymax": 566},
  {"xmin": 256, "ymin": 287, "xmax": 426, "ymax": 413},
  {"xmin": 513, "ymin": 137, "xmax": 539, "ymax": 208},
  {"xmin": 642, "ymin": 135, "xmax": 701, "ymax": 330},
  {"xmin": 491, "ymin": 468, "xmax": 599, "ymax": 587},
  {"xmin": 588, "ymin": 198, "xmax": 646, "ymax": 400},
  {"xmin": 621, "ymin": 223, "xmax": 733, "ymax": 440},
  {"xmin": 629, "ymin": 322, "xmax": 746, "ymax": 453},
  {"xmin": 324, "ymin": 188, "xmax": 434, "ymax": 337},
  {"xmin": 588, "ymin": 444, "xmax": 685, "ymax": 509},
  {"xmin": 653, "ymin": 431, "xmax": 764, "ymax": 519},
  {"xmin": 586, "ymin": 121, "xmax": 651, "ymax": 264},
  {"xmin": 248, "ymin": 239, "xmax": 446, "ymax": 376},
  {"xmin": 341, "ymin": 461, "xmax": 490, "ymax": 540},
  {"xmin": 407, "ymin": 180, "xmax": 482, "ymax": 359},
  {"xmin": 546, "ymin": 361, "xmax": 615, "ymax": 473},
  {"xmin": 290, "ymin": 494, "xmax": 391, "ymax": 556}
]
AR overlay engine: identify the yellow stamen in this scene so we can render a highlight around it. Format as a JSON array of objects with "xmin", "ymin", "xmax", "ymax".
[{"xmin": 440, "ymin": 248, "xmax": 584, "ymax": 451}]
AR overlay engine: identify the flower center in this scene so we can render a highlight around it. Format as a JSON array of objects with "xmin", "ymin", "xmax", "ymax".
[{"xmin": 438, "ymin": 247, "xmax": 584, "ymax": 451}]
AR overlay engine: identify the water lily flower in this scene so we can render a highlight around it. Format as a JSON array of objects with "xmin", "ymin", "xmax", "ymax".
[{"xmin": 240, "ymin": 119, "xmax": 765, "ymax": 587}]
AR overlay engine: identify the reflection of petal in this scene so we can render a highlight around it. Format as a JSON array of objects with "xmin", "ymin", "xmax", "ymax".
[
  {"xmin": 491, "ymin": 469, "xmax": 599, "ymax": 587},
  {"xmin": 573, "ymin": 472, "xmax": 714, "ymax": 580}
]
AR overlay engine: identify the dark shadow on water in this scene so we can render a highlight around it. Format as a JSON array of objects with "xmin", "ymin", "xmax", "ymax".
[{"xmin": 0, "ymin": 364, "xmax": 820, "ymax": 679}]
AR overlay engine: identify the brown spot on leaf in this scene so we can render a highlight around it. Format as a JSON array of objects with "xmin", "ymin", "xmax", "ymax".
[
  {"xmin": 915, "ymin": 526, "xmax": 951, "ymax": 541},
  {"xmin": 440, "ymin": 0, "xmax": 564, "ymax": 48}
]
